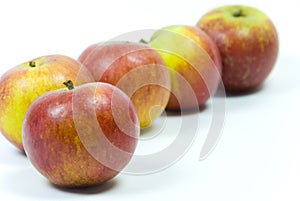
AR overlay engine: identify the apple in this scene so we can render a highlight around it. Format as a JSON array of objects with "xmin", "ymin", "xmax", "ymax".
[
  {"xmin": 0, "ymin": 55, "xmax": 94, "ymax": 150},
  {"xmin": 23, "ymin": 81, "xmax": 139, "ymax": 187},
  {"xmin": 78, "ymin": 41, "xmax": 171, "ymax": 128},
  {"xmin": 197, "ymin": 5, "xmax": 279, "ymax": 92},
  {"xmin": 148, "ymin": 25, "xmax": 222, "ymax": 111}
]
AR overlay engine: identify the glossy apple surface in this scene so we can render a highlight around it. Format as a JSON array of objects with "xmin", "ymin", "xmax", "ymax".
[
  {"xmin": 197, "ymin": 5, "xmax": 279, "ymax": 92},
  {"xmin": 0, "ymin": 55, "xmax": 94, "ymax": 150},
  {"xmin": 148, "ymin": 25, "xmax": 222, "ymax": 111},
  {"xmin": 79, "ymin": 42, "xmax": 170, "ymax": 128},
  {"xmin": 23, "ymin": 81, "xmax": 139, "ymax": 187}
]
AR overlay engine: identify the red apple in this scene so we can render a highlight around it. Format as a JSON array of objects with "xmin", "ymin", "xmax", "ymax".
[
  {"xmin": 78, "ymin": 41, "xmax": 171, "ymax": 128},
  {"xmin": 197, "ymin": 5, "xmax": 279, "ymax": 92},
  {"xmin": 23, "ymin": 81, "xmax": 139, "ymax": 187},
  {"xmin": 148, "ymin": 25, "xmax": 222, "ymax": 111},
  {"xmin": 0, "ymin": 55, "xmax": 94, "ymax": 150}
]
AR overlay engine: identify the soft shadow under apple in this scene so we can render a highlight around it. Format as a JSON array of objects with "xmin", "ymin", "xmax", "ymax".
[{"xmin": 51, "ymin": 179, "xmax": 118, "ymax": 194}]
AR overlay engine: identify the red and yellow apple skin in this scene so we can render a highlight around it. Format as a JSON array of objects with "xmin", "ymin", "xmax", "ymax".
[
  {"xmin": 197, "ymin": 5, "xmax": 279, "ymax": 92},
  {"xmin": 148, "ymin": 25, "xmax": 222, "ymax": 111},
  {"xmin": 0, "ymin": 55, "xmax": 94, "ymax": 150},
  {"xmin": 23, "ymin": 82, "xmax": 139, "ymax": 188},
  {"xmin": 79, "ymin": 42, "xmax": 171, "ymax": 128}
]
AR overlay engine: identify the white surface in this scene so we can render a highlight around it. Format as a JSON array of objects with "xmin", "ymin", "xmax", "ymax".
[{"xmin": 1, "ymin": 0, "xmax": 300, "ymax": 200}]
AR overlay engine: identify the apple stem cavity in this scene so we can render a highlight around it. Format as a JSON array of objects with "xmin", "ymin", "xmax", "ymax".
[
  {"xmin": 233, "ymin": 9, "xmax": 244, "ymax": 17},
  {"xmin": 29, "ymin": 61, "xmax": 36, "ymax": 67},
  {"xmin": 63, "ymin": 80, "xmax": 75, "ymax": 90}
]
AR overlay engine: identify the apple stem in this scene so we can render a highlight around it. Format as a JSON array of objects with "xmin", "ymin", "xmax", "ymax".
[
  {"xmin": 139, "ymin": 38, "xmax": 148, "ymax": 44},
  {"xmin": 63, "ymin": 80, "xmax": 75, "ymax": 90},
  {"xmin": 29, "ymin": 61, "xmax": 36, "ymax": 67},
  {"xmin": 233, "ymin": 9, "xmax": 243, "ymax": 17}
]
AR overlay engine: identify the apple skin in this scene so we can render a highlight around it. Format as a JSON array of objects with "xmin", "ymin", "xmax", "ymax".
[
  {"xmin": 197, "ymin": 5, "xmax": 279, "ymax": 92},
  {"xmin": 148, "ymin": 25, "xmax": 222, "ymax": 111},
  {"xmin": 0, "ymin": 55, "xmax": 94, "ymax": 150},
  {"xmin": 78, "ymin": 42, "xmax": 171, "ymax": 128},
  {"xmin": 23, "ymin": 82, "xmax": 139, "ymax": 188}
]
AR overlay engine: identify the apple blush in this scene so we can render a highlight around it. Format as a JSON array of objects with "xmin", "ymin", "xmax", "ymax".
[
  {"xmin": 78, "ymin": 41, "xmax": 171, "ymax": 128},
  {"xmin": 148, "ymin": 25, "xmax": 222, "ymax": 111},
  {"xmin": 197, "ymin": 5, "xmax": 279, "ymax": 92},
  {"xmin": 23, "ymin": 81, "xmax": 140, "ymax": 188},
  {"xmin": 0, "ymin": 55, "xmax": 94, "ymax": 150}
]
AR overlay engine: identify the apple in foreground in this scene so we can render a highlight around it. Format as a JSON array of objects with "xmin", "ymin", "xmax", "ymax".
[
  {"xmin": 197, "ymin": 5, "xmax": 279, "ymax": 92},
  {"xmin": 0, "ymin": 55, "xmax": 94, "ymax": 150},
  {"xmin": 23, "ymin": 81, "xmax": 139, "ymax": 187},
  {"xmin": 78, "ymin": 41, "xmax": 171, "ymax": 128},
  {"xmin": 148, "ymin": 25, "xmax": 222, "ymax": 111}
]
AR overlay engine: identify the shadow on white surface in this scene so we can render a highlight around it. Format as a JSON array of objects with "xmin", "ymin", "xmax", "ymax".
[
  {"xmin": 51, "ymin": 179, "xmax": 118, "ymax": 195},
  {"xmin": 225, "ymin": 84, "xmax": 265, "ymax": 97},
  {"xmin": 163, "ymin": 103, "xmax": 208, "ymax": 117}
]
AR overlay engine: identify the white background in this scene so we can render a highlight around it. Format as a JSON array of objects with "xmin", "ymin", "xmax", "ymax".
[{"xmin": 0, "ymin": 0, "xmax": 300, "ymax": 200}]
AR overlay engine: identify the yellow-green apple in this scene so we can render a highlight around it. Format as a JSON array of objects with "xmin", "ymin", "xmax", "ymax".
[
  {"xmin": 0, "ymin": 55, "xmax": 94, "ymax": 150},
  {"xmin": 78, "ymin": 41, "xmax": 171, "ymax": 128},
  {"xmin": 148, "ymin": 25, "xmax": 222, "ymax": 111},
  {"xmin": 197, "ymin": 5, "xmax": 279, "ymax": 92},
  {"xmin": 23, "ymin": 81, "xmax": 139, "ymax": 187}
]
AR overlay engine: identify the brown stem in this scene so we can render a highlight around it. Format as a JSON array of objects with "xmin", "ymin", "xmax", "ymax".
[
  {"xmin": 139, "ymin": 38, "xmax": 148, "ymax": 44},
  {"xmin": 29, "ymin": 60, "xmax": 36, "ymax": 67},
  {"xmin": 233, "ymin": 9, "xmax": 243, "ymax": 17},
  {"xmin": 63, "ymin": 80, "xmax": 75, "ymax": 90}
]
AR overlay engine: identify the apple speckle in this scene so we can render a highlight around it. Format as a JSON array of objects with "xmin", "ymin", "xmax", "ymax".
[{"xmin": 242, "ymin": 67, "xmax": 250, "ymax": 80}]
